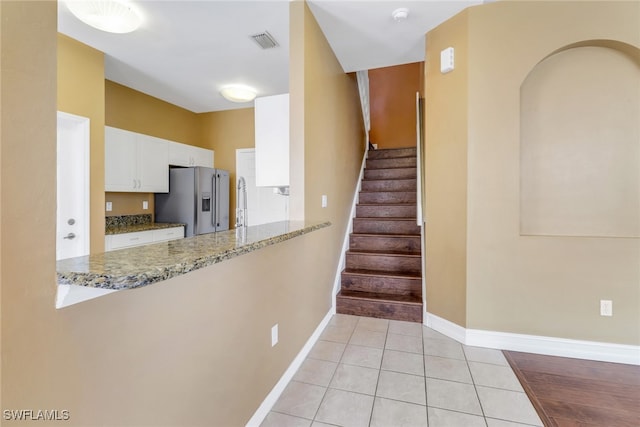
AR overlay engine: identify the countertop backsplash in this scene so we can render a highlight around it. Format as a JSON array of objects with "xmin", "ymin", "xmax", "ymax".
[{"xmin": 106, "ymin": 214, "xmax": 152, "ymax": 229}]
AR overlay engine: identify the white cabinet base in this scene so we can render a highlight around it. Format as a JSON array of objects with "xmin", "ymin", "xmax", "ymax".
[{"xmin": 105, "ymin": 226, "xmax": 184, "ymax": 252}]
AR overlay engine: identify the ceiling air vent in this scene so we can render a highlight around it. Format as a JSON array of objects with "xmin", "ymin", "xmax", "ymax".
[{"xmin": 250, "ymin": 31, "xmax": 279, "ymax": 49}]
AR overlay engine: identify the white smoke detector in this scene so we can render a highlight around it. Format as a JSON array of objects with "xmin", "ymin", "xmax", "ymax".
[{"xmin": 392, "ymin": 8, "xmax": 409, "ymax": 22}]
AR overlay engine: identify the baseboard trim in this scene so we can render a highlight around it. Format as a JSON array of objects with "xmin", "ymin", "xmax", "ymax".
[
  {"xmin": 332, "ymin": 148, "xmax": 368, "ymax": 299},
  {"xmin": 245, "ymin": 309, "xmax": 334, "ymax": 427},
  {"xmin": 424, "ymin": 311, "xmax": 467, "ymax": 343},
  {"xmin": 425, "ymin": 312, "xmax": 640, "ymax": 365}
]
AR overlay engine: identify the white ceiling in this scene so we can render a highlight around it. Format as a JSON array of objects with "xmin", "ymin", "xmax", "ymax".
[{"xmin": 58, "ymin": 0, "xmax": 480, "ymax": 113}]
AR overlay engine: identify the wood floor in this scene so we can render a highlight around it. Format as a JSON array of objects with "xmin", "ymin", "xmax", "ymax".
[{"xmin": 504, "ymin": 351, "xmax": 640, "ymax": 427}]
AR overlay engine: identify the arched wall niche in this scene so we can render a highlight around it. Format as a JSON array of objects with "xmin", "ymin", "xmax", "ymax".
[{"xmin": 519, "ymin": 40, "xmax": 640, "ymax": 238}]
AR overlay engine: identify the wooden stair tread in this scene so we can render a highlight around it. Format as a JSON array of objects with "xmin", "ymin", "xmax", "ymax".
[
  {"xmin": 359, "ymin": 192, "xmax": 416, "ymax": 196},
  {"xmin": 357, "ymin": 203, "xmax": 416, "ymax": 206},
  {"xmin": 355, "ymin": 217, "xmax": 418, "ymax": 221},
  {"xmin": 343, "ymin": 268, "xmax": 421, "ymax": 279},
  {"xmin": 347, "ymin": 249, "xmax": 421, "ymax": 256},
  {"xmin": 351, "ymin": 233, "xmax": 420, "ymax": 238},
  {"xmin": 338, "ymin": 290, "xmax": 422, "ymax": 305}
]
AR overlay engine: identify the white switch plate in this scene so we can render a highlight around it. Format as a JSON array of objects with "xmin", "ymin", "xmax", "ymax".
[
  {"xmin": 441, "ymin": 47, "xmax": 455, "ymax": 73},
  {"xmin": 271, "ymin": 324, "xmax": 279, "ymax": 347},
  {"xmin": 321, "ymin": 195, "xmax": 327, "ymax": 208},
  {"xmin": 106, "ymin": 202, "xmax": 113, "ymax": 212},
  {"xmin": 600, "ymin": 300, "xmax": 613, "ymax": 316},
  {"xmin": 143, "ymin": 201, "xmax": 149, "ymax": 210}
]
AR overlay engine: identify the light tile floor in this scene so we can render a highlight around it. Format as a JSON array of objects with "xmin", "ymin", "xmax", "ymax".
[{"xmin": 261, "ymin": 314, "xmax": 543, "ymax": 427}]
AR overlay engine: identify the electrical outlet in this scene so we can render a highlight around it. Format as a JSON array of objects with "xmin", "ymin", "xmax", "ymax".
[
  {"xmin": 321, "ymin": 195, "xmax": 328, "ymax": 208},
  {"xmin": 143, "ymin": 200, "xmax": 149, "ymax": 210},
  {"xmin": 106, "ymin": 202, "xmax": 113, "ymax": 212},
  {"xmin": 271, "ymin": 324, "xmax": 278, "ymax": 347},
  {"xmin": 600, "ymin": 300, "xmax": 613, "ymax": 317}
]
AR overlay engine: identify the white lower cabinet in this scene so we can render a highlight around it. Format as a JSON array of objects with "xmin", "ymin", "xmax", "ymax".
[
  {"xmin": 105, "ymin": 226, "xmax": 184, "ymax": 252},
  {"xmin": 152, "ymin": 227, "xmax": 184, "ymax": 242}
]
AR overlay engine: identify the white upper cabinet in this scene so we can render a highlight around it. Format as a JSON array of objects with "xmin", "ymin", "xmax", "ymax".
[
  {"xmin": 138, "ymin": 134, "xmax": 169, "ymax": 192},
  {"xmin": 105, "ymin": 126, "xmax": 169, "ymax": 193},
  {"xmin": 168, "ymin": 141, "xmax": 214, "ymax": 168},
  {"xmin": 254, "ymin": 93, "xmax": 289, "ymax": 187}
]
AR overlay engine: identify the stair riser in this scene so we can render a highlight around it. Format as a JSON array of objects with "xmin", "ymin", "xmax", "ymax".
[
  {"xmin": 341, "ymin": 273, "xmax": 421, "ymax": 296},
  {"xmin": 336, "ymin": 297, "xmax": 422, "ymax": 322},
  {"xmin": 346, "ymin": 253, "xmax": 421, "ymax": 274},
  {"xmin": 359, "ymin": 191, "xmax": 416, "ymax": 204},
  {"xmin": 364, "ymin": 168, "xmax": 416, "ymax": 180},
  {"xmin": 352, "ymin": 219, "xmax": 421, "ymax": 235},
  {"xmin": 366, "ymin": 157, "xmax": 416, "ymax": 169},
  {"xmin": 368, "ymin": 148, "xmax": 417, "ymax": 160},
  {"xmin": 356, "ymin": 205, "xmax": 416, "ymax": 218},
  {"xmin": 361, "ymin": 180, "xmax": 416, "ymax": 192},
  {"xmin": 349, "ymin": 235, "xmax": 421, "ymax": 253}
]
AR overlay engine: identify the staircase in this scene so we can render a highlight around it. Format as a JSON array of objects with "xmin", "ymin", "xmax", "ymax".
[{"xmin": 336, "ymin": 147, "xmax": 422, "ymax": 323}]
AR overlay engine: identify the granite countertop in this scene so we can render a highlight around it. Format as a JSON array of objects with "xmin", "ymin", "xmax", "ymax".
[
  {"xmin": 58, "ymin": 221, "xmax": 330, "ymax": 291},
  {"xmin": 104, "ymin": 214, "xmax": 184, "ymax": 235},
  {"xmin": 105, "ymin": 222, "xmax": 185, "ymax": 235}
]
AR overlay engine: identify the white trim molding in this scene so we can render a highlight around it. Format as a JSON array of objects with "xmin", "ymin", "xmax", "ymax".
[
  {"xmin": 246, "ymin": 309, "xmax": 335, "ymax": 427},
  {"xmin": 426, "ymin": 312, "xmax": 640, "ymax": 366},
  {"xmin": 331, "ymin": 147, "xmax": 368, "ymax": 304}
]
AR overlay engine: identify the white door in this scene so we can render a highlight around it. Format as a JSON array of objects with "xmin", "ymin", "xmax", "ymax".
[
  {"xmin": 57, "ymin": 112, "xmax": 90, "ymax": 260},
  {"xmin": 236, "ymin": 148, "xmax": 288, "ymax": 226}
]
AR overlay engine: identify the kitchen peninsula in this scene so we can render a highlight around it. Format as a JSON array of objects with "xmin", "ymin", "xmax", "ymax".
[{"xmin": 57, "ymin": 221, "xmax": 330, "ymax": 298}]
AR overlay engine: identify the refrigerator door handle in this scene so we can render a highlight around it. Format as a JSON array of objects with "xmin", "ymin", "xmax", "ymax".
[{"xmin": 215, "ymin": 173, "xmax": 221, "ymax": 228}]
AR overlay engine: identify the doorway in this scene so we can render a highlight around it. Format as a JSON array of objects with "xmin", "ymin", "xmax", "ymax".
[
  {"xmin": 56, "ymin": 111, "xmax": 90, "ymax": 260},
  {"xmin": 236, "ymin": 148, "xmax": 288, "ymax": 226}
]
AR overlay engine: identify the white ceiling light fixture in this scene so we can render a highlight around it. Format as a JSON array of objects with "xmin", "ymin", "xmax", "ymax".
[
  {"xmin": 220, "ymin": 85, "xmax": 258, "ymax": 103},
  {"xmin": 392, "ymin": 7, "xmax": 409, "ymax": 22},
  {"xmin": 65, "ymin": 0, "xmax": 142, "ymax": 34}
]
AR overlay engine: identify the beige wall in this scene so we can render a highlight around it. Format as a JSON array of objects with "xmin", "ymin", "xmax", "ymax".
[
  {"xmin": 292, "ymin": 1, "xmax": 365, "ymax": 226},
  {"xmin": 105, "ymin": 192, "xmax": 155, "ymax": 218},
  {"xmin": 1, "ymin": 1, "xmax": 364, "ymax": 425},
  {"xmin": 426, "ymin": 1, "xmax": 640, "ymax": 345},
  {"xmin": 105, "ymin": 80, "xmax": 201, "ymax": 147},
  {"xmin": 520, "ymin": 45, "xmax": 639, "ymax": 238},
  {"xmin": 199, "ymin": 108, "xmax": 255, "ymax": 225},
  {"xmin": 424, "ymin": 10, "xmax": 469, "ymax": 327},
  {"xmin": 369, "ymin": 62, "xmax": 422, "ymax": 149},
  {"xmin": 58, "ymin": 34, "xmax": 106, "ymax": 254}
]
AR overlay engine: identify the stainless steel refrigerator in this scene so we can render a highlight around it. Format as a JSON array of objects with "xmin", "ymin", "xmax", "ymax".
[{"xmin": 155, "ymin": 167, "xmax": 230, "ymax": 237}]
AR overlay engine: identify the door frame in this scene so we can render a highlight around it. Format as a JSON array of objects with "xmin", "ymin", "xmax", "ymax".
[{"xmin": 56, "ymin": 111, "xmax": 90, "ymax": 260}]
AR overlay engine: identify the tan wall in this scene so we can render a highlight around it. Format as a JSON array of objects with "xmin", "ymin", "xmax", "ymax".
[
  {"xmin": 424, "ymin": 10, "xmax": 469, "ymax": 327},
  {"xmin": 294, "ymin": 1, "xmax": 366, "ymax": 226},
  {"xmin": 369, "ymin": 62, "xmax": 422, "ymax": 149},
  {"xmin": 199, "ymin": 108, "xmax": 255, "ymax": 225},
  {"xmin": 519, "ymin": 45, "xmax": 639, "ymax": 238},
  {"xmin": 57, "ymin": 34, "xmax": 106, "ymax": 254},
  {"xmin": 1, "ymin": 2, "xmax": 364, "ymax": 425},
  {"xmin": 105, "ymin": 192, "xmax": 155, "ymax": 218},
  {"xmin": 426, "ymin": 1, "xmax": 640, "ymax": 344},
  {"xmin": 105, "ymin": 80, "xmax": 201, "ymax": 146}
]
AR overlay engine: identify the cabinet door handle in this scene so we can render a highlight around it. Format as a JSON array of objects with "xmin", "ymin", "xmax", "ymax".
[{"xmin": 133, "ymin": 179, "xmax": 137, "ymax": 189}]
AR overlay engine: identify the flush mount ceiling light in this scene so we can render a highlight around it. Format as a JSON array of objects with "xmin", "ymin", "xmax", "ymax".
[
  {"xmin": 392, "ymin": 7, "xmax": 409, "ymax": 22},
  {"xmin": 65, "ymin": 0, "xmax": 142, "ymax": 34},
  {"xmin": 220, "ymin": 85, "xmax": 257, "ymax": 103}
]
